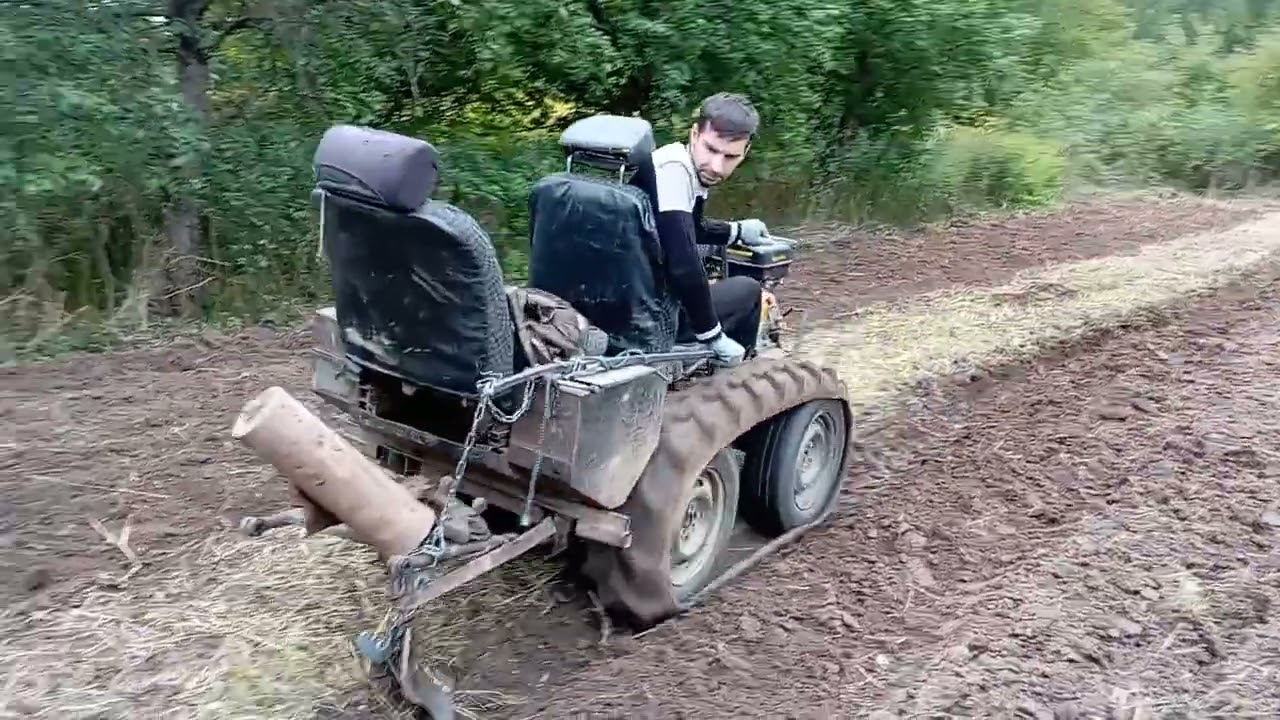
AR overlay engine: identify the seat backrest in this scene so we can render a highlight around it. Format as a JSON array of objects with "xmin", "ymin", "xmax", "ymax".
[
  {"xmin": 313, "ymin": 124, "xmax": 513, "ymax": 397},
  {"xmin": 526, "ymin": 115, "xmax": 679, "ymax": 354}
]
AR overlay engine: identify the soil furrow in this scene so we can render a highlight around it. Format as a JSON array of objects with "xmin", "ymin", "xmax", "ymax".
[
  {"xmin": 2, "ymin": 196, "xmax": 1273, "ymax": 719},
  {"xmin": 529, "ymin": 266, "xmax": 1280, "ymax": 719}
]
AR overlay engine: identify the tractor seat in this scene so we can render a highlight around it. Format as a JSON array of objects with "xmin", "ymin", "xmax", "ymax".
[
  {"xmin": 312, "ymin": 124, "xmax": 516, "ymax": 399},
  {"xmin": 526, "ymin": 115, "xmax": 680, "ymax": 355}
]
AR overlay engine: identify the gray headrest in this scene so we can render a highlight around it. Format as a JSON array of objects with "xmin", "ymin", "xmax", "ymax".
[
  {"xmin": 560, "ymin": 114, "xmax": 655, "ymax": 170},
  {"xmin": 312, "ymin": 124, "xmax": 439, "ymax": 213}
]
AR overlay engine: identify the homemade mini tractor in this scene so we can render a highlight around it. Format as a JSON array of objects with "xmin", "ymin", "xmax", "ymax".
[{"xmin": 232, "ymin": 115, "xmax": 851, "ymax": 718}]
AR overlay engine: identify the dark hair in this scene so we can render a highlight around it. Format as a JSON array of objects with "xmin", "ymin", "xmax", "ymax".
[{"xmin": 694, "ymin": 92, "xmax": 759, "ymax": 141}]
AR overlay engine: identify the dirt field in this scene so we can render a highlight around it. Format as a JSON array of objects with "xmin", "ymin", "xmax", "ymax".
[
  {"xmin": 781, "ymin": 194, "xmax": 1264, "ymax": 319},
  {"xmin": 533, "ymin": 254, "xmax": 1280, "ymax": 719},
  {"xmin": 2, "ymin": 193, "xmax": 1278, "ymax": 718}
]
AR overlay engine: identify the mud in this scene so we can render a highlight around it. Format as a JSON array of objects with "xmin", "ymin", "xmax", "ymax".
[
  {"xmin": 0, "ymin": 328, "xmax": 312, "ymax": 606},
  {"xmin": 779, "ymin": 195, "xmax": 1267, "ymax": 319},
  {"xmin": 530, "ymin": 265, "xmax": 1280, "ymax": 719},
  {"xmin": 2, "ymin": 194, "xmax": 1276, "ymax": 718}
]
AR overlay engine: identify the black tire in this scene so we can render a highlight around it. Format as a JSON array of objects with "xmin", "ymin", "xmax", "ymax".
[
  {"xmin": 668, "ymin": 448, "xmax": 740, "ymax": 603},
  {"xmin": 581, "ymin": 357, "xmax": 849, "ymax": 629},
  {"xmin": 739, "ymin": 398, "xmax": 850, "ymax": 537}
]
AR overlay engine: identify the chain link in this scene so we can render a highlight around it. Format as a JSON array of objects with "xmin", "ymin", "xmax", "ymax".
[
  {"xmin": 520, "ymin": 378, "xmax": 557, "ymax": 525},
  {"xmin": 358, "ymin": 347, "xmax": 704, "ymax": 668},
  {"xmin": 370, "ymin": 370, "xmax": 547, "ymax": 662}
]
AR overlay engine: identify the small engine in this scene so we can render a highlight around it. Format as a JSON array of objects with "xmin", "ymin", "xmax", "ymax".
[{"xmin": 704, "ymin": 238, "xmax": 794, "ymax": 289}]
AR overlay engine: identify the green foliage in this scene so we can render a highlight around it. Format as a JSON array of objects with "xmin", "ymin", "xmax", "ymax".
[
  {"xmin": 1005, "ymin": 39, "xmax": 1276, "ymax": 191},
  {"xmin": 5, "ymin": 0, "xmax": 1280, "ymax": 354},
  {"xmin": 1226, "ymin": 28, "xmax": 1280, "ymax": 130},
  {"xmin": 928, "ymin": 126, "xmax": 1068, "ymax": 211},
  {"xmin": 1128, "ymin": 0, "xmax": 1280, "ymax": 51}
]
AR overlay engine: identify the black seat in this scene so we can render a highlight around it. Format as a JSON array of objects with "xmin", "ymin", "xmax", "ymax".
[
  {"xmin": 526, "ymin": 115, "xmax": 680, "ymax": 355},
  {"xmin": 312, "ymin": 124, "xmax": 514, "ymax": 398}
]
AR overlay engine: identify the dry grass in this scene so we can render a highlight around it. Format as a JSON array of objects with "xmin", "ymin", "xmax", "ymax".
[
  {"xmin": 8, "ymin": 211, "xmax": 1280, "ymax": 720},
  {"xmin": 785, "ymin": 211, "xmax": 1280, "ymax": 413},
  {"xmin": 0, "ymin": 526, "xmax": 562, "ymax": 719}
]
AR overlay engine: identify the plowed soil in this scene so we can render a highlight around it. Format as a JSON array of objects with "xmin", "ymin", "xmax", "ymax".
[
  {"xmin": 531, "ymin": 259, "xmax": 1280, "ymax": 720},
  {"xmin": 781, "ymin": 195, "xmax": 1264, "ymax": 319},
  {"xmin": 2, "ymin": 194, "xmax": 1277, "ymax": 719}
]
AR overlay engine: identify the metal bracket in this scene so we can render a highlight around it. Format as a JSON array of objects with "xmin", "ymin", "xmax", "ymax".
[
  {"xmin": 354, "ymin": 626, "xmax": 455, "ymax": 719},
  {"xmin": 397, "ymin": 516, "xmax": 559, "ymax": 612},
  {"xmin": 394, "ymin": 627, "xmax": 456, "ymax": 720},
  {"xmin": 354, "ymin": 517, "xmax": 559, "ymax": 719}
]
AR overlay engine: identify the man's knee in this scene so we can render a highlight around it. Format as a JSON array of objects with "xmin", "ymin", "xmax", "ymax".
[{"xmin": 713, "ymin": 275, "xmax": 762, "ymax": 306}]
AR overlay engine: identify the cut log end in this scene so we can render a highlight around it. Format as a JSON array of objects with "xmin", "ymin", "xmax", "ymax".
[
  {"xmin": 232, "ymin": 385, "xmax": 290, "ymax": 441},
  {"xmin": 229, "ymin": 386, "xmax": 437, "ymax": 558}
]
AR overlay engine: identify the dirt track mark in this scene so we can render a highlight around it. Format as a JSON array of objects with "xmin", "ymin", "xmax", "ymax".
[
  {"xmin": 781, "ymin": 196, "xmax": 1268, "ymax": 319},
  {"xmin": 530, "ymin": 265, "xmax": 1280, "ymax": 719}
]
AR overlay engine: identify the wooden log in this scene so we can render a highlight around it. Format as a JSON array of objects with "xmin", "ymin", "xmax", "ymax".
[{"xmin": 231, "ymin": 385, "xmax": 437, "ymax": 558}]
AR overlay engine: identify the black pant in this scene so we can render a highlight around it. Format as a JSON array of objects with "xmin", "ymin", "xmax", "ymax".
[{"xmin": 677, "ymin": 276, "xmax": 763, "ymax": 353}]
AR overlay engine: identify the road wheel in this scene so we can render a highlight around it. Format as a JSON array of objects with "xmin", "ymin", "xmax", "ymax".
[{"xmin": 740, "ymin": 398, "xmax": 849, "ymax": 536}]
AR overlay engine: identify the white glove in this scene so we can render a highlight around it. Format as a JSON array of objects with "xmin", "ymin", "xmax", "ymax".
[
  {"xmin": 733, "ymin": 218, "xmax": 770, "ymax": 246},
  {"xmin": 705, "ymin": 330, "xmax": 745, "ymax": 366}
]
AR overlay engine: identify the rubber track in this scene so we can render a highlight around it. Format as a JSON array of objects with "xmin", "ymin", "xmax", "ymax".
[{"xmin": 581, "ymin": 356, "xmax": 850, "ymax": 628}]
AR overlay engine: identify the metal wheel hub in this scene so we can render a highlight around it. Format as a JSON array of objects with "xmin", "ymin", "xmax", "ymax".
[
  {"xmin": 793, "ymin": 410, "xmax": 842, "ymax": 513},
  {"xmin": 670, "ymin": 470, "xmax": 724, "ymax": 587}
]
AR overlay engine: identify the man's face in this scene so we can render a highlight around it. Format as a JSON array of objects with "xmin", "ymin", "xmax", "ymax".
[{"xmin": 688, "ymin": 123, "xmax": 750, "ymax": 187}]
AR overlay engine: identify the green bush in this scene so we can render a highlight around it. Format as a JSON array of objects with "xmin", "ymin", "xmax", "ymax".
[
  {"xmin": 14, "ymin": 0, "xmax": 1280, "ymax": 358},
  {"xmin": 926, "ymin": 125, "xmax": 1067, "ymax": 211},
  {"xmin": 1227, "ymin": 28, "xmax": 1280, "ymax": 152},
  {"xmin": 1008, "ymin": 41, "xmax": 1279, "ymax": 191}
]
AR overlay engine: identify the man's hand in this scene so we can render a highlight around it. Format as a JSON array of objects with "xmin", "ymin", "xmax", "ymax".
[
  {"xmin": 733, "ymin": 218, "xmax": 770, "ymax": 246},
  {"xmin": 705, "ymin": 330, "xmax": 746, "ymax": 366}
]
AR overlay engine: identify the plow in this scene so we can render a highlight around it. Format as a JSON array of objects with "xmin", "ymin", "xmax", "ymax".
[{"xmin": 232, "ymin": 114, "xmax": 852, "ymax": 717}]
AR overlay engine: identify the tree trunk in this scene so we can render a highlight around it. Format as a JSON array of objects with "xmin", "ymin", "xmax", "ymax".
[{"xmin": 162, "ymin": 0, "xmax": 212, "ymax": 316}]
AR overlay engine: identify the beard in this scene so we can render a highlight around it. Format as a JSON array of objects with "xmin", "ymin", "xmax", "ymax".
[{"xmin": 696, "ymin": 168, "xmax": 723, "ymax": 186}]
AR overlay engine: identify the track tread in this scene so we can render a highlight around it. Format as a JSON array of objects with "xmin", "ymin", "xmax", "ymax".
[{"xmin": 582, "ymin": 356, "xmax": 850, "ymax": 628}]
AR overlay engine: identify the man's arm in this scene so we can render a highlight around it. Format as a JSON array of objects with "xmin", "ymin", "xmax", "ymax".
[
  {"xmin": 653, "ymin": 161, "xmax": 723, "ymax": 341},
  {"xmin": 698, "ymin": 217, "xmax": 738, "ymax": 246}
]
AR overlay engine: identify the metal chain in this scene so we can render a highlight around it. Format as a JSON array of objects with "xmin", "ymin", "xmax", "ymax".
[
  {"xmin": 399, "ymin": 385, "xmax": 501, "ymax": 581},
  {"xmin": 520, "ymin": 378, "xmax": 557, "ymax": 526},
  {"xmin": 362, "ymin": 383, "xmax": 509, "ymax": 667},
  {"xmin": 387, "ymin": 370, "xmax": 542, "ymax": 590},
  {"xmin": 477, "ymin": 373, "xmax": 537, "ymax": 424},
  {"xmin": 359, "ymin": 346, "xmax": 702, "ymax": 669}
]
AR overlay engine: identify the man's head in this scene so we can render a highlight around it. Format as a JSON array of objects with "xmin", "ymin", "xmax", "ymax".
[{"xmin": 688, "ymin": 92, "xmax": 758, "ymax": 187}]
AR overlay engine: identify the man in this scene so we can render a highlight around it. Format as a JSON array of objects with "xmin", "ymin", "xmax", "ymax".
[{"xmin": 630, "ymin": 92, "xmax": 774, "ymax": 366}]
